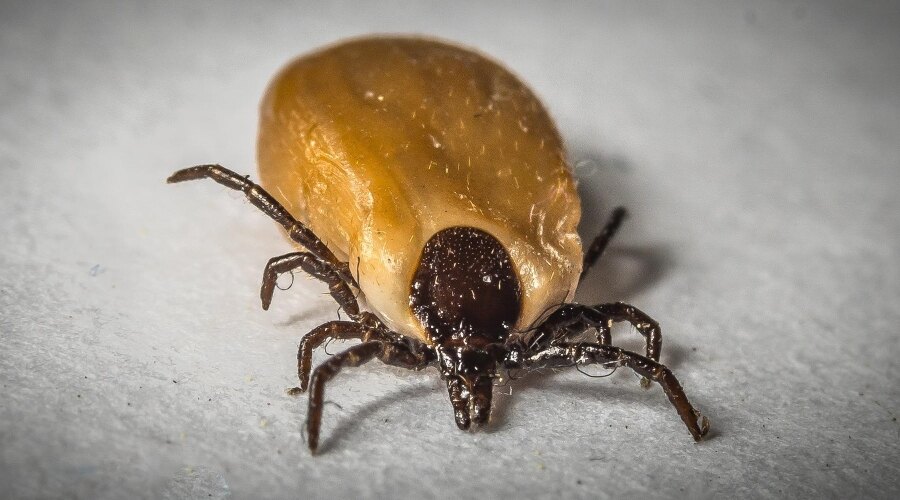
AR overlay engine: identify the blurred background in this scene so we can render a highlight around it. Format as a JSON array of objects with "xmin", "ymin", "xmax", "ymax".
[{"xmin": 1, "ymin": 1, "xmax": 898, "ymax": 498}]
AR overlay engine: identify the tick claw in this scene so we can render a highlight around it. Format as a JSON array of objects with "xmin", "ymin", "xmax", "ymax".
[{"xmin": 691, "ymin": 412, "xmax": 711, "ymax": 441}]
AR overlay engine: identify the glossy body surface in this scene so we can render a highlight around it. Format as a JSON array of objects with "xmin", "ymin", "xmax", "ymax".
[{"xmin": 257, "ymin": 37, "xmax": 581, "ymax": 342}]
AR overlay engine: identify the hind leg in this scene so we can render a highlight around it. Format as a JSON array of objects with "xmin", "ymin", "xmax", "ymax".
[
  {"xmin": 581, "ymin": 207, "xmax": 627, "ymax": 281},
  {"xmin": 523, "ymin": 342, "xmax": 709, "ymax": 441}
]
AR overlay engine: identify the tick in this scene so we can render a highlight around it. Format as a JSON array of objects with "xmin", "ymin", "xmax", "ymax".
[{"xmin": 168, "ymin": 36, "xmax": 709, "ymax": 453}]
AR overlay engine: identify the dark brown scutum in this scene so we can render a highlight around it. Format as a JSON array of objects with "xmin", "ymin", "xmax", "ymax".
[{"xmin": 409, "ymin": 226, "xmax": 521, "ymax": 344}]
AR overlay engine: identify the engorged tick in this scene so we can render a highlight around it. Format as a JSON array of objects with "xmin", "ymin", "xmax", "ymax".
[{"xmin": 168, "ymin": 36, "xmax": 710, "ymax": 454}]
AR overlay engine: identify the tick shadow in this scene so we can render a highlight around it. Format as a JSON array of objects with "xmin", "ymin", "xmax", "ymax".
[
  {"xmin": 577, "ymin": 245, "xmax": 674, "ymax": 304},
  {"xmin": 314, "ymin": 371, "xmax": 640, "ymax": 452},
  {"xmin": 570, "ymin": 150, "xmax": 676, "ymax": 304},
  {"xmin": 499, "ymin": 373, "xmax": 717, "ymax": 442},
  {"xmin": 487, "ymin": 341, "xmax": 694, "ymax": 432},
  {"xmin": 309, "ymin": 150, "xmax": 698, "ymax": 451},
  {"xmin": 315, "ymin": 378, "xmax": 438, "ymax": 454},
  {"xmin": 274, "ymin": 307, "xmax": 336, "ymax": 328},
  {"xmin": 273, "ymin": 296, "xmax": 348, "ymax": 328},
  {"xmin": 487, "ymin": 369, "xmax": 631, "ymax": 433},
  {"xmin": 314, "ymin": 337, "xmax": 702, "ymax": 452}
]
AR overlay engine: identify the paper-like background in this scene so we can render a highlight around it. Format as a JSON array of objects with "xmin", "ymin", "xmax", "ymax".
[{"xmin": 2, "ymin": 1, "xmax": 898, "ymax": 498}]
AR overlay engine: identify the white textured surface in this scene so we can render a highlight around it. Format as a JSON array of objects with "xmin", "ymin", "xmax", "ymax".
[{"xmin": 1, "ymin": 1, "xmax": 898, "ymax": 498}]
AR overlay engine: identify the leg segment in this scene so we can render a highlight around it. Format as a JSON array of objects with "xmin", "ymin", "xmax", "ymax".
[
  {"xmin": 167, "ymin": 164, "xmax": 356, "ymax": 286},
  {"xmin": 305, "ymin": 340, "xmax": 434, "ymax": 453},
  {"xmin": 532, "ymin": 304, "xmax": 612, "ymax": 349},
  {"xmin": 580, "ymin": 206, "xmax": 627, "ymax": 281},
  {"xmin": 306, "ymin": 341, "xmax": 382, "ymax": 453},
  {"xmin": 377, "ymin": 337, "xmax": 436, "ymax": 370},
  {"xmin": 523, "ymin": 342, "xmax": 709, "ymax": 441},
  {"xmin": 592, "ymin": 302, "xmax": 662, "ymax": 362},
  {"xmin": 536, "ymin": 303, "xmax": 661, "ymax": 361},
  {"xmin": 535, "ymin": 302, "xmax": 662, "ymax": 387},
  {"xmin": 261, "ymin": 252, "xmax": 359, "ymax": 319},
  {"xmin": 289, "ymin": 318, "xmax": 404, "ymax": 395},
  {"xmin": 288, "ymin": 321, "xmax": 374, "ymax": 395}
]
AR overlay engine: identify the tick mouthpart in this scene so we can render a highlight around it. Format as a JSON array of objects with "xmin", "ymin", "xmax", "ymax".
[
  {"xmin": 468, "ymin": 375, "xmax": 494, "ymax": 428},
  {"xmin": 446, "ymin": 374, "xmax": 495, "ymax": 431},
  {"xmin": 437, "ymin": 344, "xmax": 501, "ymax": 378},
  {"xmin": 438, "ymin": 345, "xmax": 499, "ymax": 431}
]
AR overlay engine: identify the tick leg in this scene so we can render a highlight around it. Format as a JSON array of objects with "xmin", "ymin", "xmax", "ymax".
[
  {"xmin": 532, "ymin": 304, "xmax": 612, "ymax": 349},
  {"xmin": 261, "ymin": 251, "xmax": 360, "ymax": 320},
  {"xmin": 536, "ymin": 302, "xmax": 661, "ymax": 387},
  {"xmin": 377, "ymin": 337, "xmax": 435, "ymax": 370},
  {"xmin": 167, "ymin": 164, "xmax": 356, "ymax": 286},
  {"xmin": 580, "ymin": 206, "xmax": 627, "ymax": 281},
  {"xmin": 288, "ymin": 317, "xmax": 398, "ymax": 395},
  {"xmin": 539, "ymin": 302, "xmax": 660, "ymax": 359},
  {"xmin": 288, "ymin": 321, "xmax": 371, "ymax": 395},
  {"xmin": 592, "ymin": 302, "xmax": 661, "ymax": 360},
  {"xmin": 306, "ymin": 340, "xmax": 434, "ymax": 453},
  {"xmin": 524, "ymin": 342, "xmax": 709, "ymax": 441},
  {"xmin": 306, "ymin": 341, "xmax": 382, "ymax": 453}
]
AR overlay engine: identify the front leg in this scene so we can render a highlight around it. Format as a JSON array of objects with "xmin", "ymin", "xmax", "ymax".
[
  {"xmin": 288, "ymin": 315, "xmax": 392, "ymax": 394},
  {"xmin": 306, "ymin": 341, "xmax": 383, "ymax": 453},
  {"xmin": 523, "ymin": 342, "xmax": 709, "ymax": 441},
  {"xmin": 288, "ymin": 321, "xmax": 369, "ymax": 395},
  {"xmin": 306, "ymin": 340, "xmax": 434, "ymax": 453}
]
